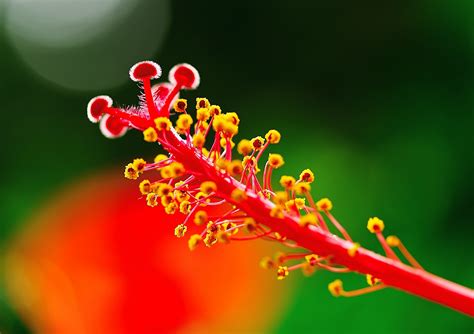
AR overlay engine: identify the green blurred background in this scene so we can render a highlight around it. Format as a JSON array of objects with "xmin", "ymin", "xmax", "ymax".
[{"xmin": 0, "ymin": 0, "xmax": 473, "ymax": 333}]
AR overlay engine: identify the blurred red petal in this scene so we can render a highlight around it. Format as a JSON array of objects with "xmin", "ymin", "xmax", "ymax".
[{"xmin": 4, "ymin": 171, "xmax": 291, "ymax": 333}]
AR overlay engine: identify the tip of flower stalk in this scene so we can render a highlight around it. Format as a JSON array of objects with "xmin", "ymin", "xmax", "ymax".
[
  {"xmin": 386, "ymin": 235, "xmax": 400, "ymax": 247},
  {"xmin": 268, "ymin": 154, "xmax": 285, "ymax": 169},
  {"xmin": 328, "ymin": 279, "xmax": 343, "ymax": 297},
  {"xmin": 129, "ymin": 61, "xmax": 162, "ymax": 82},
  {"xmin": 169, "ymin": 63, "xmax": 200, "ymax": 90},
  {"xmin": 366, "ymin": 274, "xmax": 381, "ymax": 286},
  {"xmin": 265, "ymin": 129, "xmax": 281, "ymax": 144},
  {"xmin": 367, "ymin": 217, "xmax": 385, "ymax": 233},
  {"xmin": 316, "ymin": 198, "xmax": 333, "ymax": 212},
  {"xmin": 87, "ymin": 95, "xmax": 113, "ymax": 123},
  {"xmin": 299, "ymin": 169, "xmax": 315, "ymax": 183},
  {"xmin": 99, "ymin": 114, "xmax": 128, "ymax": 139}
]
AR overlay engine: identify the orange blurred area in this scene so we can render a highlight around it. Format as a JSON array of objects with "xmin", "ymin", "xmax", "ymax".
[{"xmin": 3, "ymin": 171, "xmax": 291, "ymax": 334}]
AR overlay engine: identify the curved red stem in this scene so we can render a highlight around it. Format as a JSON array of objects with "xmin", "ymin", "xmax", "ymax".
[{"xmin": 162, "ymin": 130, "xmax": 474, "ymax": 316}]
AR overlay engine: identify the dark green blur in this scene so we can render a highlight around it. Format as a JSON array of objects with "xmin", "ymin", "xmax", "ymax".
[{"xmin": 0, "ymin": 1, "xmax": 473, "ymax": 333}]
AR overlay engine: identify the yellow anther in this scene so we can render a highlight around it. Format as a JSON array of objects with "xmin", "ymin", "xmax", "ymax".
[
  {"xmin": 347, "ymin": 242, "xmax": 360, "ymax": 257},
  {"xmin": 139, "ymin": 179, "xmax": 152, "ymax": 195},
  {"xmin": 195, "ymin": 191, "xmax": 208, "ymax": 206},
  {"xmin": 367, "ymin": 217, "xmax": 385, "ymax": 233},
  {"xmin": 194, "ymin": 210, "xmax": 208, "ymax": 226},
  {"xmin": 192, "ymin": 132, "xmax": 205, "ymax": 148},
  {"xmin": 206, "ymin": 221, "xmax": 218, "ymax": 232},
  {"xmin": 160, "ymin": 193, "xmax": 178, "ymax": 205},
  {"xmin": 200, "ymin": 181, "xmax": 217, "ymax": 195},
  {"xmin": 295, "ymin": 198, "xmax": 306, "ymax": 209},
  {"xmin": 286, "ymin": 198, "xmax": 306, "ymax": 211},
  {"xmin": 196, "ymin": 97, "xmax": 210, "ymax": 109},
  {"xmin": 169, "ymin": 162, "xmax": 185, "ymax": 177},
  {"xmin": 146, "ymin": 193, "xmax": 158, "ymax": 207},
  {"xmin": 268, "ymin": 153, "xmax": 285, "ymax": 169},
  {"xmin": 328, "ymin": 279, "xmax": 343, "ymax": 297},
  {"xmin": 160, "ymin": 166, "xmax": 173, "ymax": 179},
  {"xmin": 132, "ymin": 158, "xmax": 146, "ymax": 173},
  {"xmin": 188, "ymin": 234, "xmax": 201, "ymax": 251},
  {"xmin": 279, "ymin": 175, "xmax": 296, "ymax": 189},
  {"xmin": 316, "ymin": 198, "xmax": 333, "ymax": 211},
  {"xmin": 194, "ymin": 191, "xmax": 207, "ymax": 201},
  {"xmin": 226, "ymin": 219, "xmax": 242, "ymax": 231},
  {"xmin": 231, "ymin": 188, "xmax": 247, "ymax": 202},
  {"xmin": 366, "ymin": 274, "xmax": 381, "ymax": 286},
  {"xmin": 265, "ymin": 129, "xmax": 281, "ymax": 144},
  {"xmin": 250, "ymin": 136, "xmax": 265, "ymax": 150},
  {"xmin": 386, "ymin": 235, "xmax": 400, "ymax": 247},
  {"xmin": 228, "ymin": 160, "xmax": 243, "ymax": 176},
  {"xmin": 273, "ymin": 191, "xmax": 288, "ymax": 206},
  {"xmin": 154, "ymin": 117, "xmax": 172, "ymax": 131},
  {"xmin": 176, "ymin": 114, "xmax": 193, "ymax": 131},
  {"xmin": 161, "ymin": 195, "xmax": 174, "ymax": 207},
  {"xmin": 277, "ymin": 266, "xmax": 289, "ymax": 280},
  {"xmin": 216, "ymin": 230, "xmax": 230, "ymax": 244},
  {"xmin": 225, "ymin": 112, "xmax": 240, "ymax": 125},
  {"xmin": 219, "ymin": 224, "xmax": 233, "ymax": 237},
  {"xmin": 174, "ymin": 189, "xmax": 189, "ymax": 202},
  {"xmin": 173, "ymin": 98, "xmax": 187, "ymax": 113},
  {"xmin": 196, "ymin": 108, "xmax": 210, "ymax": 122},
  {"xmin": 299, "ymin": 169, "xmax": 315, "ymax": 183},
  {"xmin": 165, "ymin": 202, "xmax": 178, "ymax": 215},
  {"xmin": 294, "ymin": 182, "xmax": 311, "ymax": 194},
  {"xmin": 154, "ymin": 154, "xmax": 168, "ymax": 163},
  {"xmin": 157, "ymin": 183, "xmax": 173, "ymax": 197},
  {"xmin": 124, "ymin": 163, "xmax": 139, "ymax": 180},
  {"xmin": 260, "ymin": 256, "xmax": 275, "ymax": 270},
  {"xmin": 179, "ymin": 200, "xmax": 192, "ymax": 214},
  {"xmin": 270, "ymin": 206, "xmax": 284, "ymax": 219},
  {"xmin": 209, "ymin": 105, "xmax": 221, "ymax": 116},
  {"xmin": 305, "ymin": 254, "xmax": 319, "ymax": 265},
  {"xmin": 143, "ymin": 127, "xmax": 158, "ymax": 142},
  {"xmin": 237, "ymin": 139, "xmax": 253, "ymax": 156},
  {"xmin": 212, "ymin": 114, "xmax": 226, "ymax": 132},
  {"xmin": 203, "ymin": 231, "xmax": 217, "ymax": 247},
  {"xmin": 243, "ymin": 217, "xmax": 257, "ymax": 233},
  {"xmin": 223, "ymin": 122, "xmax": 238, "ymax": 137},
  {"xmin": 174, "ymin": 224, "xmax": 187, "ymax": 238},
  {"xmin": 299, "ymin": 213, "xmax": 317, "ymax": 227}
]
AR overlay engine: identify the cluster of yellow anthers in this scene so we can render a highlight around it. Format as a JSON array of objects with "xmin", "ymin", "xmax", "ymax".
[
  {"xmin": 122, "ymin": 96, "xmax": 425, "ymax": 299},
  {"xmin": 124, "ymin": 97, "xmax": 286, "ymax": 247}
]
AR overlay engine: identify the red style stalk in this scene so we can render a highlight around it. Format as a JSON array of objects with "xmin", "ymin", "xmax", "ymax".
[{"xmin": 87, "ymin": 61, "xmax": 474, "ymax": 316}]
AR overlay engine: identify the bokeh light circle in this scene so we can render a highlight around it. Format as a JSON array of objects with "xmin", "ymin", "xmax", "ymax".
[{"xmin": 4, "ymin": 0, "xmax": 170, "ymax": 91}]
